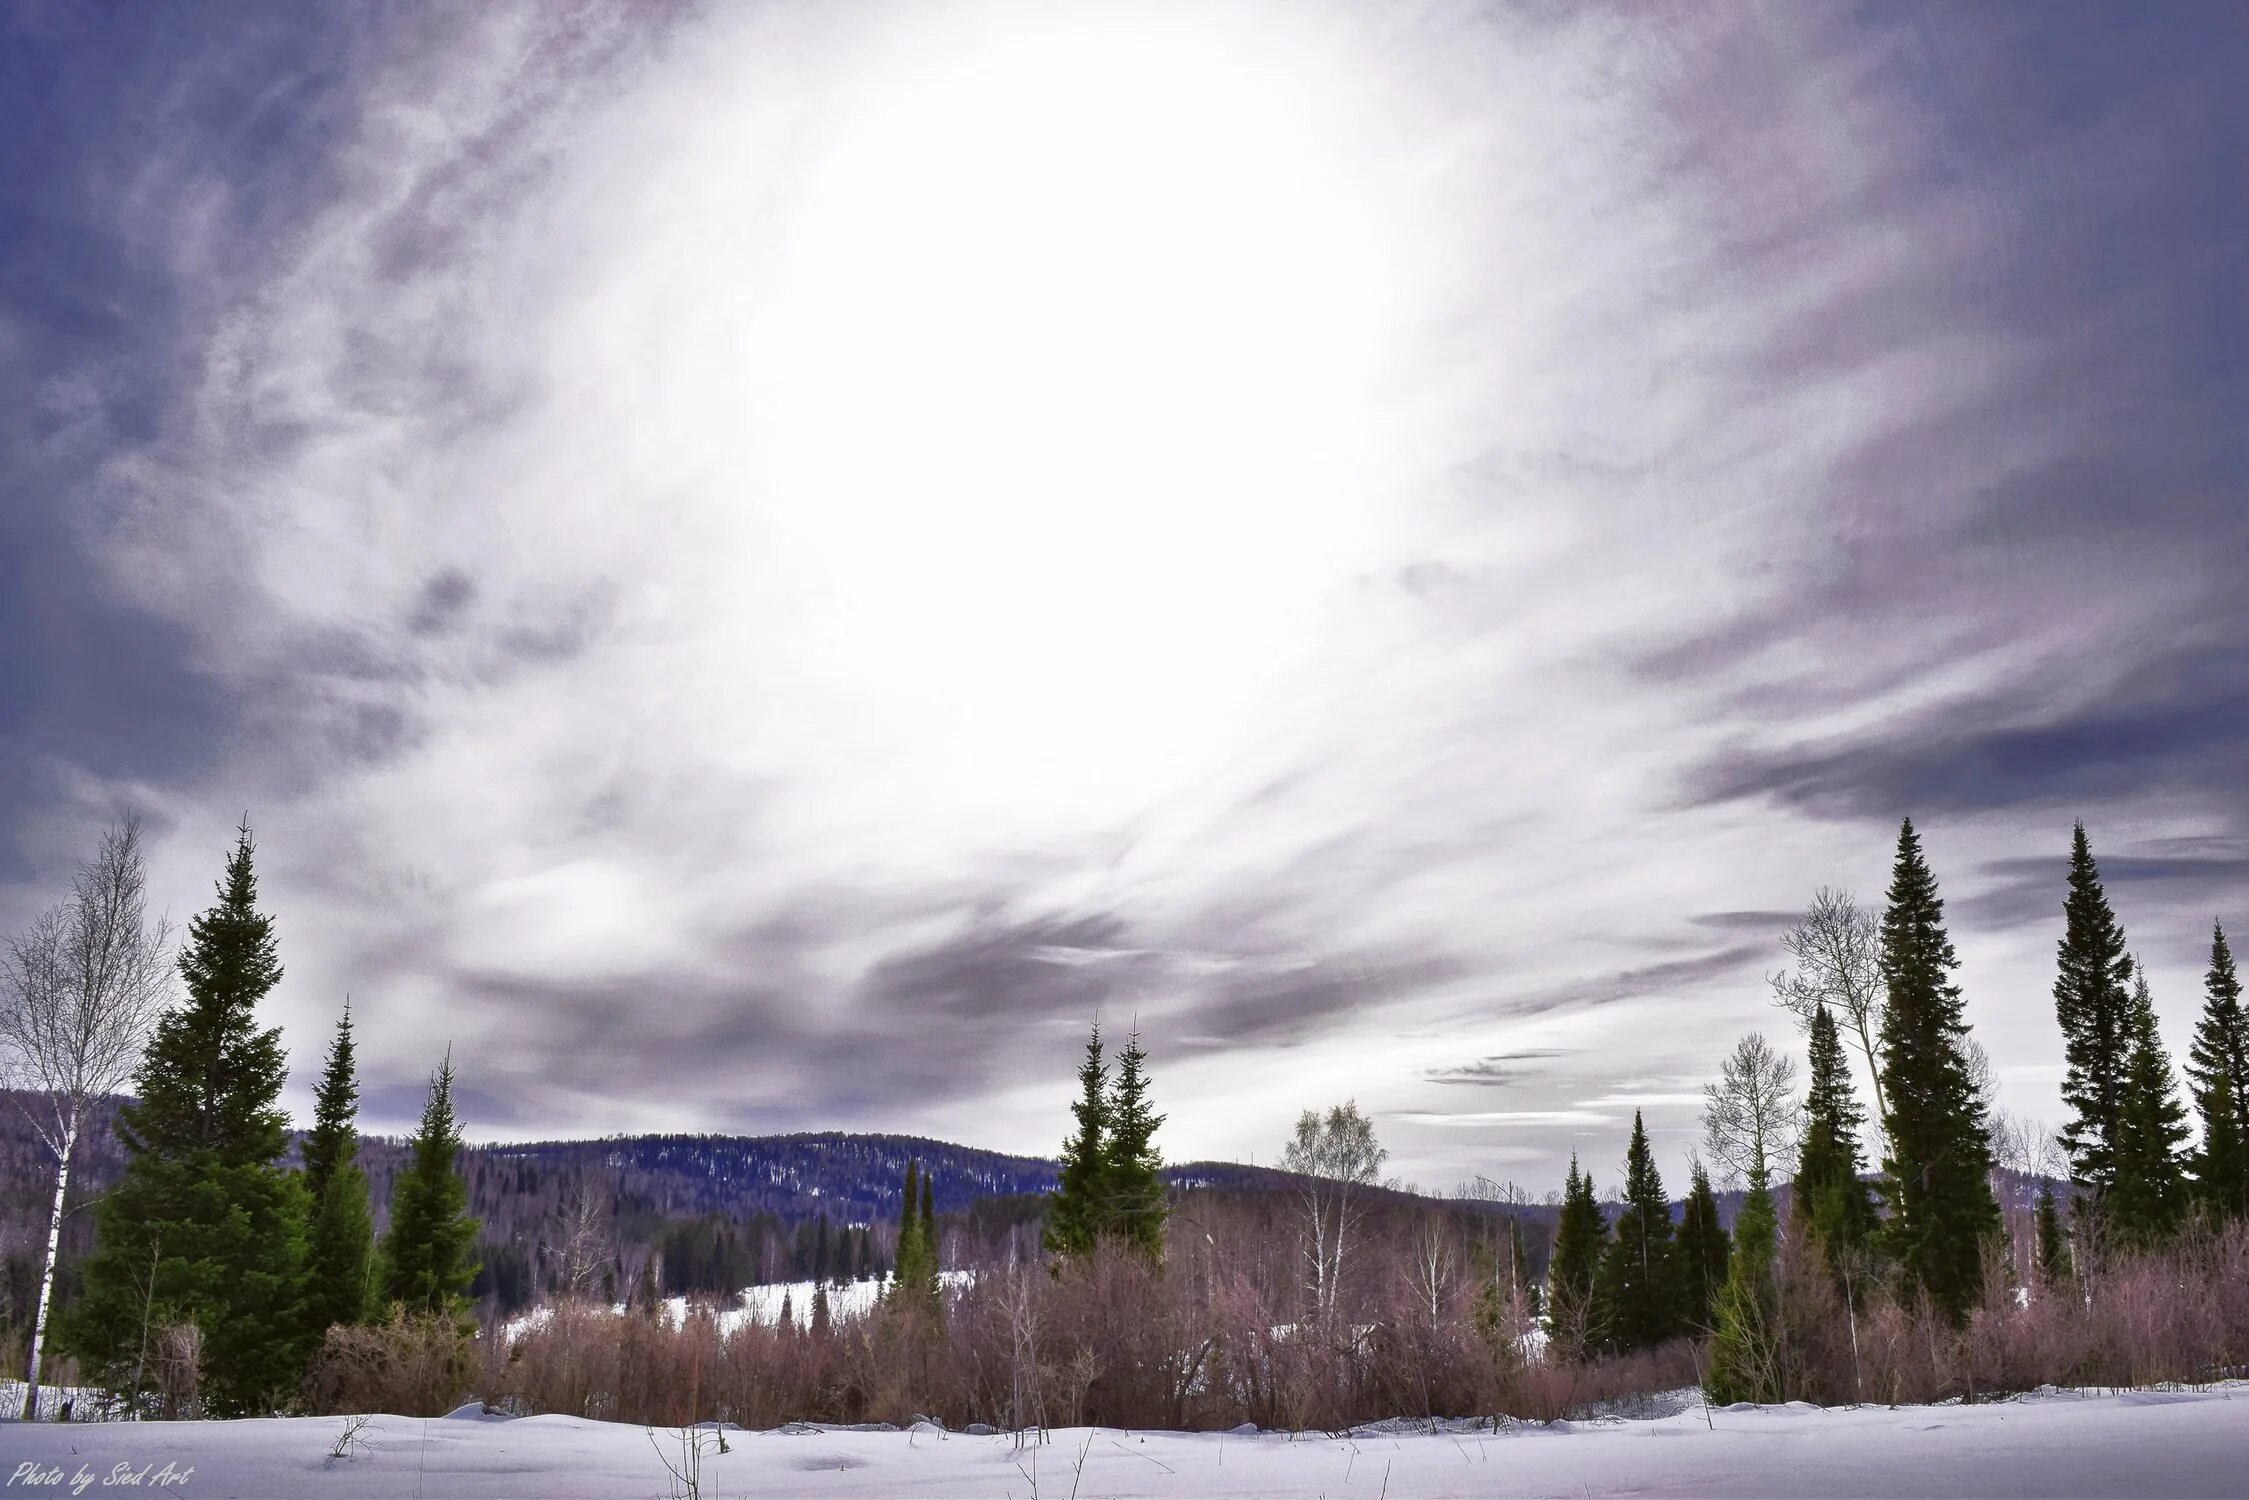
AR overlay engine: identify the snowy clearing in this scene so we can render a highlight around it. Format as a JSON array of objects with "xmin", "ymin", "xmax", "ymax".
[
  {"xmin": 500, "ymin": 1273, "xmax": 979, "ymax": 1340},
  {"xmin": 3, "ymin": 1386, "xmax": 2243, "ymax": 1498}
]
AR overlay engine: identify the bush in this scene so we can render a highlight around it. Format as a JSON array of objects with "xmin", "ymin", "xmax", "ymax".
[{"xmin": 306, "ymin": 1308, "xmax": 475, "ymax": 1416}]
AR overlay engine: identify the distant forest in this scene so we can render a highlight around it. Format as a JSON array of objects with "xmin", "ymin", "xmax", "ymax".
[{"xmin": 0, "ymin": 1099, "xmax": 1534, "ymax": 1321}]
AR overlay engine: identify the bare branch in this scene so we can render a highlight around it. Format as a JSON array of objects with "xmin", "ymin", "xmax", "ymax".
[
  {"xmin": 1700, "ymin": 1031, "xmax": 1801, "ymax": 1190},
  {"xmin": 1767, "ymin": 886, "xmax": 1890, "ymax": 1152}
]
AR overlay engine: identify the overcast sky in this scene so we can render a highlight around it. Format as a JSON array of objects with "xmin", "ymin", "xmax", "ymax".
[{"xmin": 3, "ymin": 0, "xmax": 2244, "ymax": 1194}]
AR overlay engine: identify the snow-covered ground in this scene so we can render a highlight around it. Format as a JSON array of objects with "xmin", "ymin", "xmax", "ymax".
[
  {"xmin": 4, "ymin": 1386, "xmax": 2243, "ymax": 1498},
  {"xmin": 0, "ymin": 1380, "xmax": 96, "ymax": 1423},
  {"xmin": 501, "ymin": 1272, "xmax": 977, "ymax": 1340}
]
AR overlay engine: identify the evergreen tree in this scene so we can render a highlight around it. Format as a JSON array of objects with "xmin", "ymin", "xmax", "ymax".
[
  {"xmin": 888, "ymin": 1159, "xmax": 938, "ymax": 1312},
  {"xmin": 2104, "ymin": 965, "xmax": 2191, "ymax": 1248},
  {"xmin": 1793, "ymin": 1002, "xmax": 1879, "ymax": 1281},
  {"xmin": 302, "ymin": 1000, "xmax": 375, "ymax": 1339},
  {"xmin": 1705, "ymin": 1177, "xmax": 1780, "ymax": 1403},
  {"xmin": 2034, "ymin": 1181, "xmax": 2073, "ymax": 1287},
  {"xmin": 2187, "ymin": 922, "xmax": 2249, "ymax": 1221},
  {"xmin": 919, "ymin": 1168, "xmax": 938, "ymax": 1277},
  {"xmin": 1545, "ymin": 1154, "xmax": 1608, "ymax": 1357},
  {"xmin": 1673, "ymin": 1162, "xmax": 1730, "ymax": 1333},
  {"xmin": 1102, "ymin": 1023, "xmax": 1168, "ymax": 1258},
  {"xmin": 1591, "ymin": 1113, "xmax": 1677, "ymax": 1351},
  {"xmin": 813, "ymin": 1212, "xmax": 831, "ymax": 1285},
  {"xmin": 2053, "ymin": 824, "xmax": 2135, "ymax": 1216},
  {"xmin": 380, "ymin": 1051, "xmax": 481, "ymax": 1320},
  {"xmin": 1874, "ymin": 817, "xmax": 2000, "ymax": 1323},
  {"xmin": 1043, "ymin": 1022, "xmax": 1110, "ymax": 1258},
  {"xmin": 65, "ymin": 820, "xmax": 310, "ymax": 1416},
  {"xmin": 809, "ymin": 1282, "xmax": 831, "ymax": 1339}
]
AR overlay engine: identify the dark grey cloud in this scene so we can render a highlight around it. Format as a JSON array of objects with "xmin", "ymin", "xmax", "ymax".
[
  {"xmin": 1423, "ymin": 1049, "xmax": 1578, "ymax": 1087},
  {"xmin": 4, "ymin": 0, "xmax": 2247, "ymax": 1191},
  {"xmin": 1684, "ymin": 660, "xmax": 2249, "ymax": 825}
]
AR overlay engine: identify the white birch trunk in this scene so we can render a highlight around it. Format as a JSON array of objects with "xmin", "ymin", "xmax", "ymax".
[{"xmin": 21, "ymin": 1111, "xmax": 77, "ymax": 1421}]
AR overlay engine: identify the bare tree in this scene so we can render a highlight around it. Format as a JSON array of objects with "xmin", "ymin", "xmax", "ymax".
[
  {"xmin": 1279, "ymin": 1101, "xmax": 1387, "ymax": 1327},
  {"xmin": 1701, "ymin": 1032, "xmax": 1802, "ymax": 1190},
  {"xmin": 0, "ymin": 815, "xmax": 173, "ymax": 1419},
  {"xmin": 1769, "ymin": 888, "xmax": 1890, "ymax": 1151},
  {"xmin": 548, "ymin": 1175, "xmax": 614, "ymax": 1303},
  {"xmin": 1406, "ymin": 1212, "xmax": 1455, "ymax": 1321}
]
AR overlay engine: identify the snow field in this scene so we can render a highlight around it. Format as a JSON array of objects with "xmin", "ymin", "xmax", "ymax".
[{"xmin": 2, "ymin": 1384, "xmax": 2243, "ymax": 1498}]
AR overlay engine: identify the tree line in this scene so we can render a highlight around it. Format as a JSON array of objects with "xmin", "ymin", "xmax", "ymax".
[
  {"xmin": 6, "ymin": 809, "xmax": 2245, "ymax": 1426},
  {"xmin": 1, "ymin": 819, "xmax": 480, "ymax": 1418}
]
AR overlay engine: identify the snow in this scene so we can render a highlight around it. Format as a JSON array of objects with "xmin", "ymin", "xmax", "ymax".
[
  {"xmin": 3, "ymin": 1386, "xmax": 2244, "ymax": 1497},
  {"xmin": 0, "ymin": 1380, "xmax": 99, "ymax": 1423},
  {"xmin": 501, "ymin": 1273, "xmax": 977, "ymax": 1340}
]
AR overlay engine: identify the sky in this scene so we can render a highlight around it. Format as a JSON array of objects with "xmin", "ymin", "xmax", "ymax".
[{"xmin": 2, "ymin": 0, "xmax": 2245, "ymax": 1195}]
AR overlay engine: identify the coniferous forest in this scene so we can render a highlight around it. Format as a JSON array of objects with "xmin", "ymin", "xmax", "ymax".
[{"xmin": 3, "ymin": 812, "xmax": 2246, "ymax": 1428}]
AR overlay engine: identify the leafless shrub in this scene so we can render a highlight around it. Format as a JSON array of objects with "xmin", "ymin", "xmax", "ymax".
[
  {"xmin": 155, "ymin": 1323, "xmax": 201, "ymax": 1420},
  {"xmin": 306, "ymin": 1309, "xmax": 475, "ymax": 1417},
  {"xmin": 325, "ymin": 1412, "xmax": 378, "ymax": 1460}
]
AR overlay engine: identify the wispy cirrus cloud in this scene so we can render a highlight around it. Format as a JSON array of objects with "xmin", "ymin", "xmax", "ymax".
[{"xmin": 2, "ymin": 0, "xmax": 2243, "ymax": 1190}]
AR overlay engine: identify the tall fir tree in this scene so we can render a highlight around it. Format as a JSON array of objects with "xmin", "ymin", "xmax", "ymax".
[
  {"xmin": 1705, "ymin": 1176, "xmax": 1781, "ymax": 1403},
  {"xmin": 2053, "ymin": 824, "xmax": 2136, "ymax": 1216},
  {"xmin": 1793, "ymin": 1002, "xmax": 1879, "ymax": 1282},
  {"xmin": 2034, "ymin": 1181, "xmax": 2073, "ymax": 1288},
  {"xmin": 1875, "ymin": 817, "xmax": 2000, "ymax": 1323},
  {"xmin": 380, "ymin": 1050, "xmax": 481, "ymax": 1320},
  {"xmin": 1673, "ymin": 1162, "xmax": 1730, "ymax": 1333},
  {"xmin": 2104, "ymin": 964, "xmax": 2191, "ymax": 1248},
  {"xmin": 2186, "ymin": 922, "xmax": 2249, "ymax": 1221},
  {"xmin": 919, "ymin": 1168, "xmax": 937, "ymax": 1275},
  {"xmin": 302, "ymin": 1000, "xmax": 376, "ymax": 1340},
  {"xmin": 1591, "ymin": 1113, "xmax": 1677, "ymax": 1351},
  {"xmin": 1101, "ymin": 1023, "xmax": 1168, "ymax": 1258},
  {"xmin": 1043, "ymin": 1022, "xmax": 1110, "ymax": 1258},
  {"xmin": 65, "ymin": 820, "xmax": 310, "ymax": 1416},
  {"xmin": 1545, "ymin": 1154, "xmax": 1608, "ymax": 1357},
  {"xmin": 888, "ymin": 1159, "xmax": 938, "ymax": 1311}
]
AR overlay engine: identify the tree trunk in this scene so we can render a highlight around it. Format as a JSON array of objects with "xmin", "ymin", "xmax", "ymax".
[{"xmin": 21, "ymin": 1112, "xmax": 77, "ymax": 1421}]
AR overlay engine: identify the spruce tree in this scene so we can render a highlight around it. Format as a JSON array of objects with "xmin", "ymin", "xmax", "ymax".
[
  {"xmin": 2105, "ymin": 965, "xmax": 2190, "ymax": 1248},
  {"xmin": 2053, "ymin": 824, "xmax": 2135, "ymax": 1215},
  {"xmin": 1874, "ymin": 817, "xmax": 2000, "ymax": 1323},
  {"xmin": 888, "ymin": 1159, "xmax": 938, "ymax": 1312},
  {"xmin": 1591, "ymin": 1113, "xmax": 1677, "ymax": 1351},
  {"xmin": 809, "ymin": 1282, "xmax": 831, "ymax": 1338},
  {"xmin": 1043, "ymin": 1022, "xmax": 1110, "ymax": 1258},
  {"xmin": 303, "ymin": 1000, "xmax": 376, "ymax": 1339},
  {"xmin": 1794, "ymin": 1002, "xmax": 1879, "ymax": 1282},
  {"xmin": 2034, "ymin": 1181, "xmax": 2073, "ymax": 1287},
  {"xmin": 2187, "ymin": 922, "xmax": 2249, "ymax": 1221},
  {"xmin": 1705, "ymin": 1176, "xmax": 1780, "ymax": 1403},
  {"xmin": 65, "ymin": 820, "xmax": 310, "ymax": 1415},
  {"xmin": 919, "ymin": 1167, "xmax": 938, "ymax": 1282},
  {"xmin": 892, "ymin": 1161, "xmax": 925, "ymax": 1294},
  {"xmin": 1673, "ymin": 1162, "xmax": 1730, "ymax": 1333},
  {"xmin": 380, "ymin": 1051, "xmax": 481, "ymax": 1320},
  {"xmin": 1545, "ymin": 1154, "xmax": 1608, "ymax": 1357},
  {"xmin": 1102, "ymin": 1023, "xmax": 1168, "ymax": 1258}
]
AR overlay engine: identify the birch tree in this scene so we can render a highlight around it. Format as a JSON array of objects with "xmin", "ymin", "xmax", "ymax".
[
  {"xmin": 1701, "ymin": 1031, "xmax": 1801, "ymax": 1191},
  {"xmin": 1769, "ymin": 887, "xmax": 1890, "ymax": 1153},
  {"xmin": 1280, "ymin": 1101, "xmax": 1386, "ymax": 1327},
  {"xmin": 0, "ymin": 815, "xmax": 173, "ymax": 1418}
]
